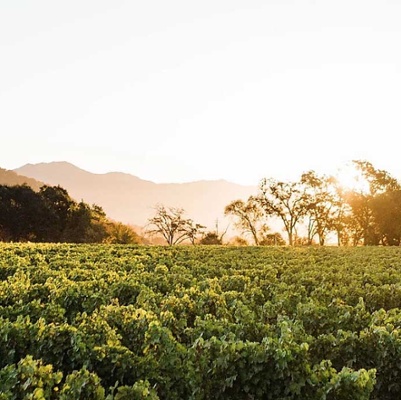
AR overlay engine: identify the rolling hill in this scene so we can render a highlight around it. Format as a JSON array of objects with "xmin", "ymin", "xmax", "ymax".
[
  {"xmin": 14, "ymin": 162, "xmax": 258, "ymax": 231},
  {"xmin": 0, "ymin": 168, "xmax": 44, "ymax": 191}
]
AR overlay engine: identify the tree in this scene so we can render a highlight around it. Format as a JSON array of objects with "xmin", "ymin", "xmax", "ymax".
[
  {"xmin": 329, "ymin": 182, "xmax": 353, "ymax": 246},
  {"xmin": 60, "ymin": 201, "xmax": 108, "ymax": 243},
  {"xmin": 39, "ymin": 185, "xmax": 74, "ymax": 242},
  {"xmin": 370, "ymin": 190, "xmax": 401, "ymax": 246},
  {"xmin": 344, "ymin": 191, "xmax": 374, "ymax": 245},
  {"xmin": 185, "ymin": 220, "xmax": 206, "ymax": 245},
  {"xmin": 259, "ymin": 231, "xmax": 286, "ymax": 246},
  {"xmin": 61, "ymin": 202, "xmax": 93, "ymax": 243},
  {"xmin": 344, "ymin": 160, "xmax": 401, "ymax": 245},
  {"xmin": 301, "ymin": 171, "xmax": 339, "ymax": 246},
  {"xmin": 224, "ymin": 197, "xmax": 265, "ymax": 245},
  {"xmin": 0, "ymin": 185, "xmax": 47, "ymax": 241},
  {"xmin": 353, "ymin": 160, "xmax": 400, "ymax": 195},
  {"xmin": 199, "ymin": 231, "xmax": 222, "ymax": 245},
  {"xmin": 146, "ymin": 205, "xmax": 204, "ymax": 245},
  {"xmin": 104, "ymin": 221, "xmax": 142, "ymax": 244},
  {"xmin": 87, "ymin": 204, "xmax": 109, "ymax": 242},
  {"xmin": 0, "ymin": 183, "xmax": 115, "ymax": 244},
  {"xmin": 258, "ymin": 178, "xmax": 309, "ymax": 246}
]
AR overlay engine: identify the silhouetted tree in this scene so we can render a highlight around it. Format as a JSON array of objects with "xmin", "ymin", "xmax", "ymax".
[
  {"xmin": 258, "ymin": 178, "xmax": 308, "ymax": 246},
  {"xmin": 225, "ymin": 197, "xmax": 265, "ymax": 245},
  {"xmin": 39, "ymin": 185, "xmax": 74, "ymax": 241},
  {"xmin": 61, "ymin": 202, "xmax": 92, "ymax": 243},
  {"xmin": 301, "ymin": 171, "xmax": 339, "ymax": 246},
  {"xmin": 353, "ymin": 160, "xmax": 400, "ymax": 194},
  {"xmin": 146, "ymin": 204, "xmax": 204, "ymax": 245},
  {"xmin": 371, "ymin": 190, "xmax": 401, "ymax": 245},
  {"xmin": 185, "ymin": 220, "xmax": 206, "ymax": 245},
  {"xmin": 199, "ymin": 231, "xmax": 222, "ymax": 245},
  {"xmin": 62, "ymin": 202, "xmax": 107, "ymax": 243},
  {"xmin": 0, "ymin": 185, "xmax": 47, "ymax": 241},
  {"xmin": 345, "ymin": 160, "xmax": 401, "ymax": 245},
  {"xmin": 0, "ymin": 184, "xmax": 109, "ymax": 243}
]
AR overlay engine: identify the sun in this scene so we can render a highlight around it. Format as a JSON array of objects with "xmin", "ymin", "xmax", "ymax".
[{"xmin": 334, "ymin": 164, "xmax": 370, "ymax": 193}]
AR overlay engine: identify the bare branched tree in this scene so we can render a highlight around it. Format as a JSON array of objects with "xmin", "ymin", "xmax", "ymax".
[{"xmin": 146, "ymin": 204, "xmax": 204, "ymax": 245}]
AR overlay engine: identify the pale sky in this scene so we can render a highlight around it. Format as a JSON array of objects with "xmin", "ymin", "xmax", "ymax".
[{"xmin": 1, "ymin": 0, "xmax": 401, "ymax": 185}]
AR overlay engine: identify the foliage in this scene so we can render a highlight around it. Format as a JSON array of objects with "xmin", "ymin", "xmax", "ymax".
[
  {"xmin": 104, "ymin": 222, "xmax": 142, "ymax": 245},
  {"xmin": 259, "ymin": 231, "xmax": 286, "ymax": 246},
  {"xmin": 0, "ymin": 184, "xmax": 144, "ymax": 245},
  {"xmin": 1, "ymin": 244, "xmax": 401, "ymax": 398},
  {"xmin": 39, "ymin": 185, "xmax": 75, "ymax": 242},
  {"xmin": 199, "ymin": 232, "xmax": 222, "ymax": 245},
  {"xmin": 0, "ymin": 355, "xmax": 62, "ymax": 399},
  {"xmin": 370, "ymin": 190, "xmax": 401, "ymax": 245},
  {"xmin": 353, "ymin": 160, "xmax": 400, "ymax": 195},
  {"xmin": 112, "ymin": 380, "xmax": 159, "ymax": 399},
  {"xmin": 344, "ymin": 161, "xmax": 401, "ymax": 246},
  {"xmin": 248, "ymin": 160, "xmax": 401, "ymax": 246},
  {"xmin": 0, "ymin": 184, "xmax": 111, "ymax": 243},
  {"xmin": 59, "ymin": 368, "xmax": 105, "ymax": 399},
  {"xmin": 0, "ymin": 185, "xmax": 48, "ymax": 242}
]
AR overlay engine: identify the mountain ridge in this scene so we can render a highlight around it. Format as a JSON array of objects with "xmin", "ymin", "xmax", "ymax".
[
  {"xmin": 0, "ymin": 167, "xmax": 45, "ymax": 191},
  {"xmin": 14, "ymin": 161, "xmax": 257, "ymax": 230},
  {"xmin": 18, "ymin": 162, "xmax": 240, "ymax": 185}
]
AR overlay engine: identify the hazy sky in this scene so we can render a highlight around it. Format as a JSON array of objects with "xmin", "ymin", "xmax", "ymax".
[{"xmin": 1, "ymin": 0, "xmax": 401, "ymax": 185}]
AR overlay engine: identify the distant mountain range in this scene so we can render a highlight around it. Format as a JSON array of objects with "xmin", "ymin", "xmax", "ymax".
[
  {"xmin": 12, "ymin": 162, "xmax": 257, "ymax": 231},
  {"xmin": 0, "ymin": 168, "xmax": 44, "ymax": 191}
]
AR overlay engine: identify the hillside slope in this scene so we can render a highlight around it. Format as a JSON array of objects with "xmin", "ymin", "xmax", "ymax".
[
  {"xmin": 15, "ymin": 162, "xmax": 258, "ymax": 230},
  {"xmin": 0, "ymin": 168, "xmax": 44, "ymax": 191}
]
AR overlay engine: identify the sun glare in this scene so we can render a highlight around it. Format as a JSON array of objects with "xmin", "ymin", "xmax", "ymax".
[{"xmin": 335, "ymin": 164, "xmax": 370, "ymax": 193}]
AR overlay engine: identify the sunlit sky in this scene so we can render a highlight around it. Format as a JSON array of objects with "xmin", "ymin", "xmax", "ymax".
[{"xmin": 1, "ymin": 0, "xmax": 401, "ymax": 185}]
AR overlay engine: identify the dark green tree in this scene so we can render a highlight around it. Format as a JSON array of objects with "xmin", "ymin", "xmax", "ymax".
[
  {"xmin": 0, "ymin": 185, "xmax": 46, "ymax": 241},
  {"xmin": 39, "ymin": 185, "xmax": 74, "ymax": 242},
  {"xmin": 62, "ymin": 202, "xmax": 107, "ymax": 243}
]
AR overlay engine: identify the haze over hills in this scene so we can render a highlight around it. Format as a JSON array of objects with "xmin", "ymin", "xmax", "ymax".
[
  {"xmin": 14, "ymin": 162, "xmax": 257, "ymax": 231},
  {"xmin": 0, "ymin": 168, "xmax": 44, "ymax": 191}
]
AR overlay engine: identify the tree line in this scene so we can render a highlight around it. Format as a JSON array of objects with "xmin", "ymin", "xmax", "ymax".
[
  {"xmin": 251, "ymin": 160, "xmax": 401, "ymax": 246},
  {"xmin": 2, "ymin": 160, "xmax": 401, "ymax": 246},
  {"xmin": 147, "ymin": 160, "xmax": 401, "ymax": 246},
  {"xmin": 0, "ymin": 184, "xmax": 142, "ymax": 244}
]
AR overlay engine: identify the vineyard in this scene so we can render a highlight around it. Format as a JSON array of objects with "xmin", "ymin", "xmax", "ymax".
[{"xmin": 1, "ymin": 244, "xmax": 401, "ymax": 399}]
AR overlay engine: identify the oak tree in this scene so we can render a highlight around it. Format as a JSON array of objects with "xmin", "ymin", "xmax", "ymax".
[{"xmin": 146, "ymin": 205, "xmax": 204, "ymax": 245}]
